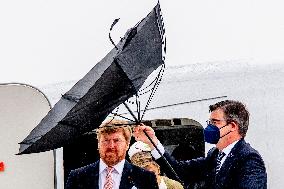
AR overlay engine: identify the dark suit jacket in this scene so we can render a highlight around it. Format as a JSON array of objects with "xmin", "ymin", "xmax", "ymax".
[
  {"xmin": 157, "ymin": 139, "xmax": 267, "ymax": 189},
  {"xmin": 65, "ymin": 160, "xmax": 158, "ymax": 189}
]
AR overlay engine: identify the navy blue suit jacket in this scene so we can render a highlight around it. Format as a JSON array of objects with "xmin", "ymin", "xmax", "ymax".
[
  {"xmin": 65, "ymin": 160, "xmax": 159, "ymax": 189},
  {"xmin": 157, "ymin": 139, "xmax": 267, "ymax": 189}
]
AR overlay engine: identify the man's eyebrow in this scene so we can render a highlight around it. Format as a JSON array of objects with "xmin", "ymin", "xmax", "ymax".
[
  {"xmin": 211, "ymin": 118, "xmax": 219, "ymax": 121},
  {"xmin": 210, "ymin": 118, "xmax": 224, "ymax": 122}
]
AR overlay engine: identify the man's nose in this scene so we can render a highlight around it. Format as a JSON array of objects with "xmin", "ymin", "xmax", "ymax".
[{"xmin": 108, "ymin": 140, "xmax": 116, "ymax": 147}]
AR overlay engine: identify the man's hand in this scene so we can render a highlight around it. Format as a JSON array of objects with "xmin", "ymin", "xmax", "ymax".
[{"xmin": 133, "ymin": 124, "xmax": 158, "ymax": 150}]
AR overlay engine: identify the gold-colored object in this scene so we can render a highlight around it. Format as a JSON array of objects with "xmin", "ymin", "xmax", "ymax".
[{"xmin": 130, "ymin": 151, "xmax": 153, "ymax": 167}]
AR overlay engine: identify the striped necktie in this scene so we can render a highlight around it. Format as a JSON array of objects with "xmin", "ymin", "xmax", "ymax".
[
  {"xmin": 104, "ymin": 167, "xmax": 114, "ymax": 189},
  {"xmin": 216, "ymin": 151, "xmax": 225, "ymax": 174}
]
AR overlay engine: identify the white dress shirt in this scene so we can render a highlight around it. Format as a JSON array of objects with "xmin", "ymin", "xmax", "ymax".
[
  {"xmin": 151, "ymin": 141, "xmax": 165, "ymax": 160},
  {"xmin": 99, "ymin": 159, "xmax": 137, "ymax": 189},
  {"xmin": 219, "ymin": 140, "xmax": 239, "ymax": 168},
  {"xmin": 99, "ymin": 159, "xmax": 125, "ymax": 189}
]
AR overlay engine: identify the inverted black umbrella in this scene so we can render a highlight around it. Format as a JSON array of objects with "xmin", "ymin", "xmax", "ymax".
[{"xmin": 18, "ymin": 2, "xmax": 166, "ymax": 155}]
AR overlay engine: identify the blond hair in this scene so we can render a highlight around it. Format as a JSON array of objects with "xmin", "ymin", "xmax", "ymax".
[
  {"xmin": 130, "ymin": 151, "xmax": 153, "ymax": 167},
  {"xmin": 96, "ymin": 119, "xmax": 132, "ymax": 143}
]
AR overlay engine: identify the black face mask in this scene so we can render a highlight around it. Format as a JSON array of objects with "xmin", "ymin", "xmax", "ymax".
[{"xmin": 203, "ymin": 124, "xmax": 231, "ymax": 144}]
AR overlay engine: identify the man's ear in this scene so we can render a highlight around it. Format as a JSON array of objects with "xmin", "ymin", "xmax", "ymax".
[
  {"xmin": 230, "ymin": 121, "xmax": 238, "ymax": 131},
  {"xmin": 126, "ymin": 142, "xmax": 130, "ymax": 149}
]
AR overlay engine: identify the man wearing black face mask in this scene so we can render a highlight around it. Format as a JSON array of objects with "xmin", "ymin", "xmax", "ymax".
[{"xmin": 133, "ymin": 100, "xmax": 267, "ymax": 189}]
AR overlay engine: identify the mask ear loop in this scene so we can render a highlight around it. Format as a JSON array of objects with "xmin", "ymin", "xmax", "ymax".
[
  {"xmin": 220, "ymin": 122, "xmax": 232, "ymax": 138},
  {"xmin": 219, "ymin": 123, "xmax": 229, "ymax": 129}
]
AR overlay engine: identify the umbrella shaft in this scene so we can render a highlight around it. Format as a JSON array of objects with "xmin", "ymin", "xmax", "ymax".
[{"xmin": 123, "ymin": 102, "xmax": 140, "ymax": 123}]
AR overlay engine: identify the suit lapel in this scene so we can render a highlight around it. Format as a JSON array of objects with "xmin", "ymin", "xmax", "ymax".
[
  {"xmin": 216, "ymin": 139, "xmax": 245, "ymax": 186},
  {"xmin": 119, "ymin": 161, "xmax": 135, "ymax": 189},
  {"xmin": 90, "ymin": 161, "xmax": 100, "ymax": 189}
]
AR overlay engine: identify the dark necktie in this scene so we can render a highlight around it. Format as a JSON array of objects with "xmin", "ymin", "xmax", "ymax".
[{"xmin": 216, "ymin": 151, "xmax": 225, "ymax": 174}]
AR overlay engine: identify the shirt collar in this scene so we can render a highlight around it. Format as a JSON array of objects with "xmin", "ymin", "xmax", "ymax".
[
  {"xmin": 99, "ymin": 159, "xmax": 125, "ymax": 174},
  {"xmin": 222, "ymin": 140, "xmax": 239, "ymax": 155},
  {"xmin": 113, "ymin": 159, "xmax": 125, "ymax": 174}
]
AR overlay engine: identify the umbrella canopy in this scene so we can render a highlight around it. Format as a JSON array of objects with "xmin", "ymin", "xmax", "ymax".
[{"xmin": 18, "ymin": 3, "xmax": 166, "ymax": 154}]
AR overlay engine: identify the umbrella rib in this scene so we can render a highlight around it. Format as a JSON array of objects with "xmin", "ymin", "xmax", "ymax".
[
  {"xmin": 135, "ymin": 94, "xmax": 141, "ymax": 121},
  {"xmin": 138, "ymin": 88, "xmax": 155, "ymax": 96},
  {"xmin": 141, "ymin": 63, "xmax": 165, "ymax": 120},
  {"xmin": 108, "ymin": 18, "xmax": 120, "ymax": 50},
  {"xmin": 123, "ymin": 102, "xmax": 139, "ymax": 123},
  {"xmin": 110, "ymin": 112, "xmax": 135, "ymax": 122},
  {"xmin": 120, "ymin": 96, "xmax": 228, "ymax": 115},
  {"xmin": 123, "ymin": 98, "xmax": 183, "ymax": 183},
  {"xmin": 138, "ymin": 77, "xmax": 158, "ymax": 93},
  {"xmin": 62, "ymin": 94, "xmax": 80, "ymax": 103},
  {"xmin": 109, "ymin": 33, "xmax": 118, "ymax": 50},
  {"xmin": 19, "ymin": 135, "xmax": 42, "ymax": 144}
]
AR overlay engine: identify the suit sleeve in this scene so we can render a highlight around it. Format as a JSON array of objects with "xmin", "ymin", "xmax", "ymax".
[
  {"xmin": 237, "ymin": 152, "xmax": 267, "ymax": 189},
  {"xmin": 156, "ymin": 148, "xmax": 219, "ymax": 184},
  {"xmin": 65, "ymin": 170, "xmax": 77, "ymax": 189},
  {"xmin": 131, "ymin": 166, "xmax": 159, "ymax": 189},
  {"xmin": 140, "ymin": 169, "xmax": 159, "ymax": 189},
  {"xmin": 148, "ymin": 170, "xmax": 159, "ymax": 189}
]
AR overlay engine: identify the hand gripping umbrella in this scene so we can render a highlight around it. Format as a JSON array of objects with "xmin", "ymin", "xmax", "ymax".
[{"xmin": 18, "ymin": 2, "xmax": 166, "ymax": 155}]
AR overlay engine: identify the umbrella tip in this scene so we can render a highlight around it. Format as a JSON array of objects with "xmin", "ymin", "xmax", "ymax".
[
  {"xmin": 110, "ymin": 18, "xmax": 120, "ymax": 31},
  {"xmin": 15, "ymin": 150, "xmax": 25, "ymax": 155},
  {"xmin": 109, "ymin": 18, "xmax": 120, "ymax": 50}
]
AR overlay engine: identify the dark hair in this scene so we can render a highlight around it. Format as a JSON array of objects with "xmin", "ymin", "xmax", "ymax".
[{"xmin": 209, "ymin": 100, "xmax": 249, "ymax": 137}]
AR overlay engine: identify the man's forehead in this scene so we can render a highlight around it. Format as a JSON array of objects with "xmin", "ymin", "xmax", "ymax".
[
  {"xmin": 210, "ymin": 108, "xmax": 225, "ymax": 118},
  {"xmin": 100, "ymin": 131, "xmax": 124, "ymax": 138}
]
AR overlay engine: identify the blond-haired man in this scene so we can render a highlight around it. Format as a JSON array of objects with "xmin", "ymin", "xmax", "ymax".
[{"xmin": 66, "ymin": 119, "xmax": 158, "ymax": 189}]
